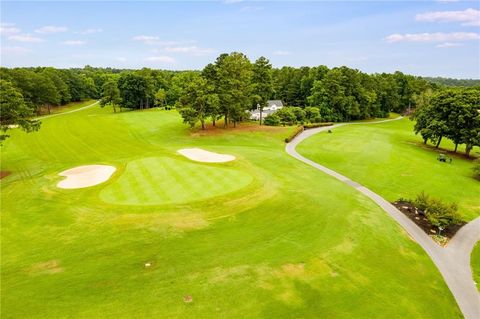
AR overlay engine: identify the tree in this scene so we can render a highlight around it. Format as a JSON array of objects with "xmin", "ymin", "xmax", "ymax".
[
  {"xmin": 100, "ymin": 79, "xmax": 121, "ymax": 113},
  {"xmin": 154, "ymin": 88, "xmax": 167, "ymax": 108},
  {"xmin": 0, "ymin": 80, "xmax": 40, "ymax": 142},
  {"xmin": 275, "ymin": 107, "xmax": 297, "ymax": 126},
  {"xmin": 252, "ymin": 56, "xmax": 273, "ymax": 124},
  {"xmin": 177, "ymin": 75, "xmax": 219, "ymax": 130},
  {"xmin": 214, "ymin": 52, "xmax": 253, "ymax": 127},
  {"xmin": 304, "ymin": 106, "xmax": 321, "ymax": 123},
  {"xmin": 117, "ymin": 72, "xmax": 151, "ymax": 109}
]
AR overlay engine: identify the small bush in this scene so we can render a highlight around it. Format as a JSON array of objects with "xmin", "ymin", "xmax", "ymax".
[
  {"xmin": 414, "ymin": 191, "xmax": 430, "ymax": 212},
  {"xmin": 304, "ymin": 122, "xmax": 334, "ymax": 129},
  {"xmin": 264, "ymin": 113, "xmax": 280, "ymax": 126},
  {"xmin": 414, "ymin": 191, "xmax": 462, "ymax": 228},
  {"xmin": 285, "ymin": 125, "xmax": 304, "ymax": 143}
]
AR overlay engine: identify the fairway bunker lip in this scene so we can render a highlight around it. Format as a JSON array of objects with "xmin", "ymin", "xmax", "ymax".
[
  {"xmin": 177, "ymin": 148, "xmax": 236, "ymax": 163},
  {"xmin": 57, "ymin": 165, "xmax": 116, "ymax": 189}
]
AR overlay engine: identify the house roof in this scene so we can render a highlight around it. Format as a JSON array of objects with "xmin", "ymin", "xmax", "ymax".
[{"xmin": 267, "ymin": 100, "xmax": 283, "ymax": 107}]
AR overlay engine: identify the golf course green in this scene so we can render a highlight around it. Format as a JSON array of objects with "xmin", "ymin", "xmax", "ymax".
[
  {"xmin": 297, "ymin": 118, "xmax": 480, "ymax": 221},
  {"xmin": 472, "ymin": 243, "xmax": 480, "ymax": 291},
  {"xmin": 1, "ymin": 104, "xmax": 463, "ymax": 318}
]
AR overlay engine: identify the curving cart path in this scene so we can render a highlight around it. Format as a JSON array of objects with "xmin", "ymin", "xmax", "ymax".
[{"xmin": 286, "ymin": 118, "xmax": 480, "ymax": 319}]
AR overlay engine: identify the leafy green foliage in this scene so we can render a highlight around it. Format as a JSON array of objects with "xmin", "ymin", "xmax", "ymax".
[
  {"xmin": 414, "ymin": 192, "xmax": 461, "ymax": 229},
  {"xmin": 0, "ymin": 79, "xmax": 40, "ymax": 142},
  {"xmin": 413, "ymin": 87, "xmax": 480, "ymax": 156}
]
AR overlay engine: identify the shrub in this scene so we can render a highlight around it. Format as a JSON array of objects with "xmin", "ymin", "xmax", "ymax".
[
  {"xmin": 264, "ymin": 113, "xmax": 280, "ymax": 126},
  {"xmin": 305, "ymin": 107, "xmax": 322, "ymax": 123},
  {"xmin": 303, "ymin": 122, "xmax": 334, "ymax": 129},
  {"xmin": 291, "ymin": 107, "xmax": 306, "ymax": 124},
  {"xmin": 414, "ymin": 191, "xmax": 461, "ymax": 229},
  {"xmin": 414, "ymin": 191, "xmax": 430, "ymax": 212},
  {"xmin": 425, "ymin": 199, "xmax": 460, "ymax": 229},
  {"xmin": 275, "ymin": 108, "xmax": 297, "ymax": 126},
  {"xmin": 285, "ymin": 125, "xmax": 304, "ymax": 143}
]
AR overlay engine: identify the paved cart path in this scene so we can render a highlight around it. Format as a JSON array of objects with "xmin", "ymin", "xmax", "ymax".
[{"xmin": 286, "ymin": 117, "xmax": 480, "ymax": 319}]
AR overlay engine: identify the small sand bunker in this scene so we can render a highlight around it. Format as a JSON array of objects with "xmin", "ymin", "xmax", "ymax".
[
  {"xmin": 177, "ymin": 148, "xmax": 236, "ymax": 163},
  {"xmin": 57, "ymin": 165, "xmax": 116, "ymax": 189}
]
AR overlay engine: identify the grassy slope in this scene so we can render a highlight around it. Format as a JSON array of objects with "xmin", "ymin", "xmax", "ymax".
[
  {"xmin": 1, "ymin": 106, "xmax": 462, "ymax": 318},
  {"xmin": 37, "ymin": 99, "xmax": 97, "ymax": 117},
  {"xmin": 472, "ymin": 244, "xmax": 480, "ymax": 291},
  {"xmin": 297, "ymin": 118, "xmax": 480, "ymax": 221}
]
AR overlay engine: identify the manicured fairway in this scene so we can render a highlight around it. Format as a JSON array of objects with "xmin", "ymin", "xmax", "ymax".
[
  {"xmin": 1, "ymin": 105, "xmax": 462, "ymax": 318},
  {"xmin": 100, "ymin": 157, "xmax": 253, "ymax": 205},
  {"xmin": 297, "ymin": 118, "xmax": 480, "ymax": 221}
]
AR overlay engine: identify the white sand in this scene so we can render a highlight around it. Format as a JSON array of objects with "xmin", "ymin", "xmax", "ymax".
[
  {"xmin": 177, "ymin": 148, "xmax": 236, "ymax": 163},
  {"xmin": 57, "ymin": 165, "xmax": 116, "ymax": 189}
]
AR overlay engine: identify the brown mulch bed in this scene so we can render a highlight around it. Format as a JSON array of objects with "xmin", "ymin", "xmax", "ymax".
[
  {"xmin": 0, "ymin": 171, "xmax": 11, "ymax": 179},
  {"xmin": 392, "ymin": 200, "xmax": 466, "ymax": 240}
]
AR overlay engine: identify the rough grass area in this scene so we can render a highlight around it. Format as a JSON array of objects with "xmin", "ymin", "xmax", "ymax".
[
  {"xmin": 0, "ymin": 106, "xmax": 462, "ymax": 318},
  {"xmin": 297, "ymin": 118, "xmax": 480, "ymax": 221}
]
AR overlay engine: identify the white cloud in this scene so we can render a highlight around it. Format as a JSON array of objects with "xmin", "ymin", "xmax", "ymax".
[
  {"xmin": 76, "ymin": 28, "xmax": 103, "ymax": 35},
  {"xmin": 273, "ymin": 50, "xmax": 291, "ymax": 56},
  {"xmin": 35, "ymin": 26, "xmax": 68, "ymax": 34},
  {"xmin": 116, "ymin": 57, "xmax": 127, "ymax": 62},
  {"xmin": 163, "ymin": 46, "xmax": 215, "ymax": 55},
  {"xmin": 0, "ymin": 46, "xmax": 30, "ymax": 55},
  {"xmin": 385, "ymin": 32, "xmax": 480, "ymax": 43},
  {"xmin": 62, "ymin": 40, "xmax": 86, "ymax": 45},
  {"xmin": 133, "ymin": 35, "xmax": 182, "ymax": 46},
  {"xmin": 436, "ymin": 42, "xmax": 463, "ymax": 48},
  {"xmin": 146, "ymin": 56, "xmax": 175, "ymax": 63},
  {"xmin": 8, "ymin": 34, "xmax": 43, "ymax": 43},
  {"xmin": 416, "ymin": 8, "xmax": 480, "ymax": 26},
  {"xmin": 0, "ymin": 23, "xmax": 20, "ymax": 36}
]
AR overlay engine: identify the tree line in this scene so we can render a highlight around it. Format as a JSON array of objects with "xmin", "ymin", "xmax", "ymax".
[
  {"xmin": 0, "ymin": 53, "xmax": 475, "ymax": 141},
  {"xmin": 413, "ymin": 87, "xmax": 480, "ymax": 157}
]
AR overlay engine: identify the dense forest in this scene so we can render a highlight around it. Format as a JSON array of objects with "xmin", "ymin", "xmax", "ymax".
[{"xmin": 0, "ymin": 52, "xmax": 478, "ymax": 141}]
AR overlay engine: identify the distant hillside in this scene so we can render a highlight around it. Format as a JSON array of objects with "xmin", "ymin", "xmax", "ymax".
[{"xmin": 423, "ymin": 77, "xmax": 480, "ymax": 87}]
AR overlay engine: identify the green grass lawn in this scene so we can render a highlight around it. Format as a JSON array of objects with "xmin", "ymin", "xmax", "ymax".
[
  {"xmin": 37, "ymin": 99, "xmax": 97, "ymax": 117},
  {"xmin": 297, "ymin": 118, "xmax": 480, "ymax": 221},
  {"xmin": 472, "ymin": 243, "xmax": 480, "ymax": 291},
  {"xmin": 1, "ymin": 106, "xmax": 462, "ymax": 318}
]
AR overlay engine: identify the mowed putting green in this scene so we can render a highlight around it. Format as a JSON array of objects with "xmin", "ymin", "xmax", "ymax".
[
  {"xmin": 297, "ymin": 118, "xmax": 480, "ymax": 221},
  {"xmin": 100, "ymin": 157, "xmax": 253, "ymax": 205}
]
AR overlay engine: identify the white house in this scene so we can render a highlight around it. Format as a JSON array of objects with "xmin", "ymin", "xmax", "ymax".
[{"xmin": 249, "ymin": 100, "xmax": 284, "ymax": 120}]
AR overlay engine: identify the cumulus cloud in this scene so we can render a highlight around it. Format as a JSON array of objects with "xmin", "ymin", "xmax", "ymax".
[
  {"xmin": 76, "ymin": 28, "xmax": 103, "ymax": 35},
  {"xmin": 35, "ymin": 26, "xmax": 68, "ymax": 34},
  {"xmin": 0, "ymin": 23, "xmax": 20, "ymax": 36},
  {"xmin": 436, "ymin": 42, "xmax": 463, "ymax": 48},
  {"xmin": 146, "ymin": 56, "xmax": 175, "ymax": 63},
  {"xmin": 8, "ymin": 34, "xmax": 43, "ymax": 43},
  {"xmin": 62, "ymin": 40, "xmax": 86, "ymax": 45},
  {"xmin": 163, "ymin": 46, "xmax": 215, "ymax": 55},
  {"xmin": 385, "ymin": 32, "xmax": 480, "ymax": 43},
  {"xmin": 273, "ymin": 50, "xmax": 291, "ymax": 56},
  {"xmin": 133, "ymin": 35, "xmax": 182, "ymax": 46},
  {"xmin": 416, "ymin": 8, "xmax": 480, "ymax": 26}
]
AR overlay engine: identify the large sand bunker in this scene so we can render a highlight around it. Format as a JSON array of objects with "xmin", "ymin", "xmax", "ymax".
[
  {"xmin": 57, "ymin": 165, "xmax": 116, "ymax": 189},
  {"xmin": 177, "ymin": 148, "xmax": 236, "ymax": 163}
]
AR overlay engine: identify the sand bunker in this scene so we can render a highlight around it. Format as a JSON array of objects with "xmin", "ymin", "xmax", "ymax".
[
  {"xmin": 177, "ymin": 148, "xmax": 236, "ymax": 163},
  {"xmin": 57, "ymin": 165, "xmax": 116, "ymax": 189}
]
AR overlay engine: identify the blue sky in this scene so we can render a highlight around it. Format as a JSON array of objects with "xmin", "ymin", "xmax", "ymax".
[{"xmin": 1, "ymin": 1, "xmax": 479, "ymax": 78}]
